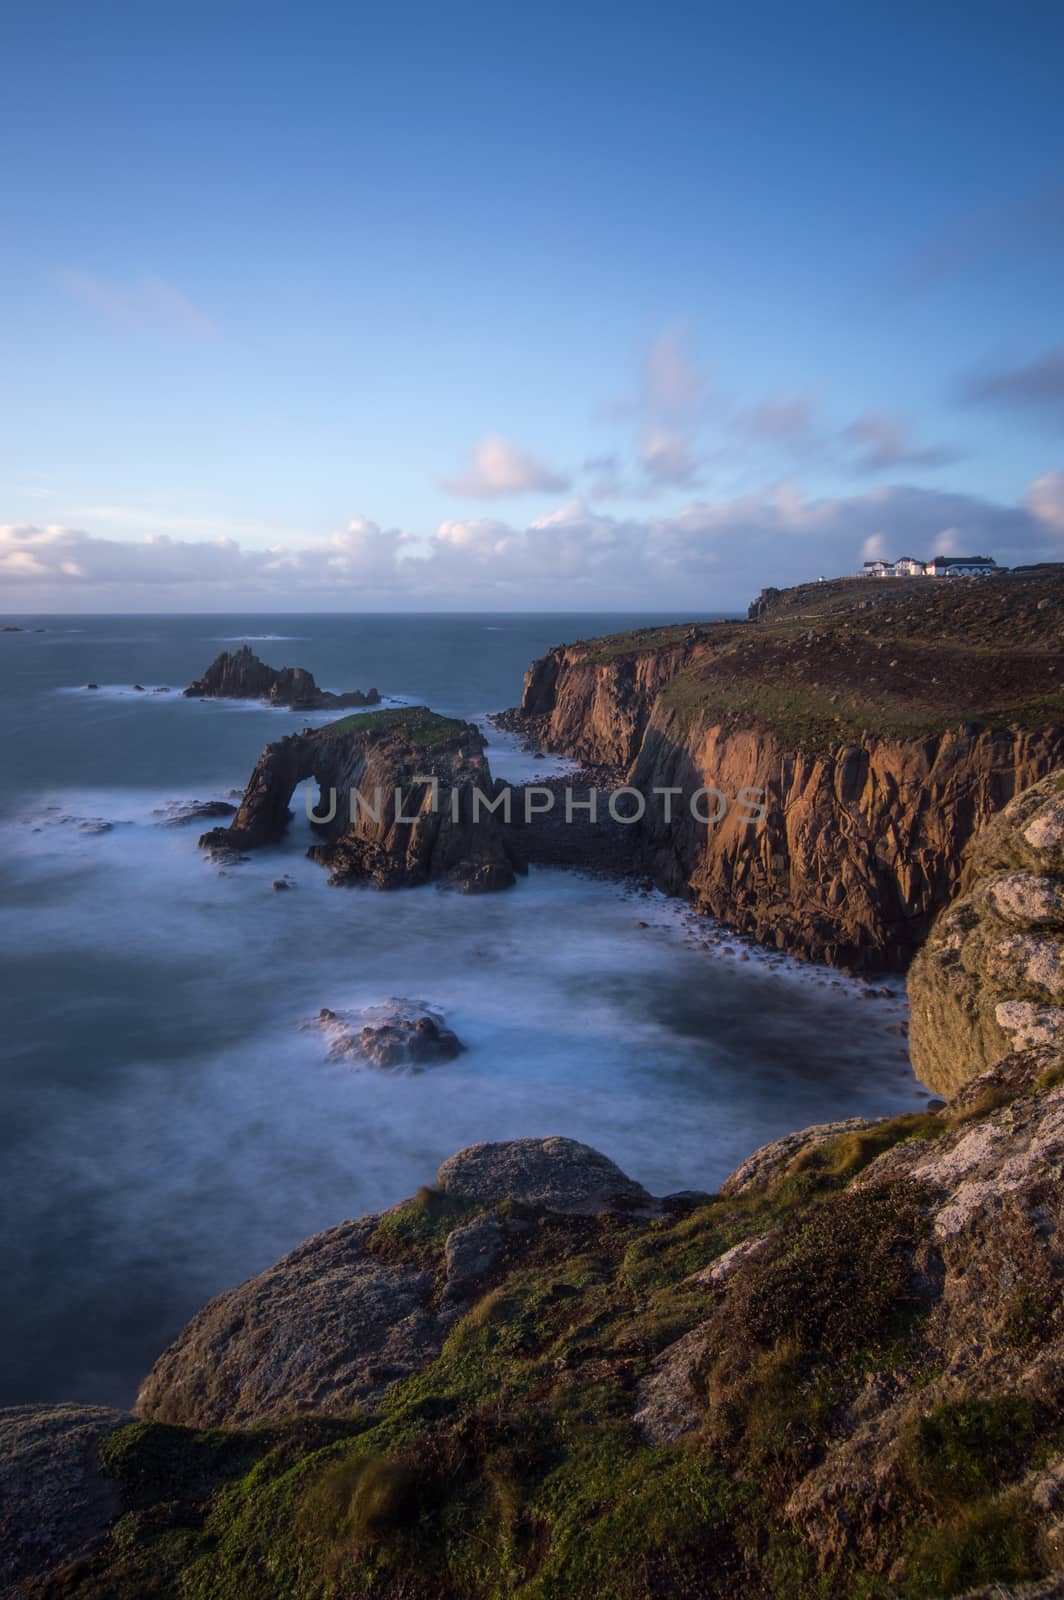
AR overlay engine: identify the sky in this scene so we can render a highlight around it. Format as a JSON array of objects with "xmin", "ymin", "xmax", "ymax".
[{"xmin": 2, "ymin": 0, "xmax": 1063, "ymax": 612}]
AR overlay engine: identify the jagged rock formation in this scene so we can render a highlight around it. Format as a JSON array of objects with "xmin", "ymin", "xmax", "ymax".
[
  {"xmin": 505, "ymin": 571, "xmax": 1064, "ymax": 970},
  {"xmin": 135, "ymin": 1139, "xmax": 651, "ymax": 1430},
  {"xmin": 0, "ymin": 1405, "xmax": 131, "ymax": 1600},
  {"xmin": 199, "ymin": 706, "xmax": 519, "ymax": 893},
  {"xmin": 514, "ymin": 624, "xmax": 714, "ymax": 765},
  {"xmin": 309, "ymin": 999, "xmax": 464, "ymax": 1069},
  {"xmin": 183, "ymin": 643, "xmax": 380, "ymax": 710},
  {"xmin": 909, "ymin": 770, "xmax": 1064, "ymax": 1094}
]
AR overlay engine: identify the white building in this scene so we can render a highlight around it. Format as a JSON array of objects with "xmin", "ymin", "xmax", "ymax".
[
  {"xmin": 861, "ymin": 554, "xmax": 999, "ymax": 579},
  {"xmin": 926, "ymin": 555, "xmax": 998, "ymax": 577}
]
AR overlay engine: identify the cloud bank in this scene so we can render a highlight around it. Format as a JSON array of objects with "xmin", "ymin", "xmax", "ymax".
[{"xmin": 3, "ymin": 476, "xmax": 1061, "ymax": 611}]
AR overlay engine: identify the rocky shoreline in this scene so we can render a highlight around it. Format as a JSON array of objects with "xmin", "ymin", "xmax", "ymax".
[{"xmin": 4, "ymin": 772, "xmax": 1064, "ymax": 1599}]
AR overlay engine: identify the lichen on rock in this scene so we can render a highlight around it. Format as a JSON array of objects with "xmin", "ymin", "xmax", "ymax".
[{"xmin": 910, "ymin": 771, "xmax": 1064, "ymax": 1094}]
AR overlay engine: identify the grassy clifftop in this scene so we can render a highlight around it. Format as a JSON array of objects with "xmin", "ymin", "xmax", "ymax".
[{"xmin": 672, "ymin": 572, "xmax": 1064, "ymax": 750}]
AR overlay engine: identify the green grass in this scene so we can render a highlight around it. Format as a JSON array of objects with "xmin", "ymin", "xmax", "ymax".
[
  {"xmin": 902, "ymin": 1397, "xmax": 1040, "ymax": 1503},
  {"xmin": 321, "ymin": 705, "xmax": 469, "ymax": 744},
  {"xmin": 573, "ymin": 620, "xmax": 741, "ymax": 665},
  {"xmin": 658, "ymin": 653, "xmax": 1064, "ymax": 752}
]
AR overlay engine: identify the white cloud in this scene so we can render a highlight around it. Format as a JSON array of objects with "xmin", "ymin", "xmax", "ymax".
[
  {"xmin": 442, "ymin": 435, "xmax": 569, "ymax": 498},
  {"xmin": 3, "ymin": 476, "xmax": 1059, "ymax": 610},
  {"xmin": 642, "ymin": 427, "xmax": 699, "ymax": 486},
  {"xmin": 59, "ymin": 271, "xmax": 215, "ymax": 335},
  {"xmin": 1027, "ymin": 470, "xmax": 1064, "ymax": 530}
]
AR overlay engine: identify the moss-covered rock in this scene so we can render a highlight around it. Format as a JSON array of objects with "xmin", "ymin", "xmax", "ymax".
[{"xmin": 909, "ymin": 770, "xmax": 1064, "ymax": 1095}]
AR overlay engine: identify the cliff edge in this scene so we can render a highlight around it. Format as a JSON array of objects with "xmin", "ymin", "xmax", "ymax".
[{"xmin": 507, "ymin": 571, "xmax": 1064, "ymax": 971}]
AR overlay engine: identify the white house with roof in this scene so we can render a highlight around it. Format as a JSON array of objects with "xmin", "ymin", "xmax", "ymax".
[
  {"xmin": 861, "ymin": 554, "xmax": 999, "ymax": 579},
  {"xmin": 926, "ymin": 555, "xmax": 998, "ymax": 577}
]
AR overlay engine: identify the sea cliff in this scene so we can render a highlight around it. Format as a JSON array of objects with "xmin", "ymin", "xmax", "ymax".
[{"xmin": 506, "ymin": 572, "xmax": 1064, "ymax": 970}]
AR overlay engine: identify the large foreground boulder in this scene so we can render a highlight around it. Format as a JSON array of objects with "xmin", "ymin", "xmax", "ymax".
[
  {"xmin": 436, "ymin": 1135, "xmax": 656, "ymax": 1215},
  {"xmin": 0, "ymin": 1405, "xmax": 131, "ymax": 1599},
  {"xmin": 909, "ymin": 770, "xmax": 1064, "ymax": 1095},
  {"xmin": 135, "ymin": 1139, "xmax": 655, "ymax": 1430}
]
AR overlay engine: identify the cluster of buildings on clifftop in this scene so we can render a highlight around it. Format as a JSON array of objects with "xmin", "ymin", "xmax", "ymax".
[{"xmin": 861, "ymin": 554, "xmax": 1000, "ymax": 578}]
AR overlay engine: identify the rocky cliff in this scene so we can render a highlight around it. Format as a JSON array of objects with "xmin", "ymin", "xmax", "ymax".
[
  {"xmin": 508, "ymin": 572, "xmax": 1064, "ymax": 970},
  {"xmin": 184, "ymin": 644, "xmax": 380, "ymax": 710},
  {"xmin": 510, "ymin": 622, "xmax": 716, "ymax": 765},
  {"xmin": 909, "ymin": 769, "xmax": 1064, "ymax": 1095},
  {"xmin": 199, "ymin": 706, "xmax": 519, "ymax": 892}
]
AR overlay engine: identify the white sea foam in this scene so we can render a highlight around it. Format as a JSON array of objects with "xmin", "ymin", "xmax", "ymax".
[{"xmin": 0, "ymin": 774, "xmax": 919, "ymax": 1408}]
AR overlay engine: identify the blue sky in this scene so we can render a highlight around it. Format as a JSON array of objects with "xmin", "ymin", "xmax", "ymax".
[{"xmin": 2, "ymin": 0, "xmax": 1063, "ymax": 610}]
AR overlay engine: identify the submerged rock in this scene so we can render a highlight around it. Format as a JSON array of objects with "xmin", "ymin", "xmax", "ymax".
[
  {"xmin": 152, "ymin": 798, "xmax": 237, "ymax": 827},
  {"xmin": 308, "ymin": 1000, "xmax": 463, "ymax": 1070},
  {"xmin": 183, "ymin": 644, "xmax": 379, "ymax": 710}
]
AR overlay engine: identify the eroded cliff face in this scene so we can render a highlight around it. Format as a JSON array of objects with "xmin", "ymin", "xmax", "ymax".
[
  {"xmin": 199, "ymin": 708, "xmax": 518, "ymax": 893},
  {"xmin": 509, "ymin": 577, "xmax": 1064, "ymax": 971},
  {"xmin": 632, "ymin": 710, "xmax": 1064, "ymax": 971},
  {"xmin": 517, "ymin": 628, "xmax": 714, "ymax": 765}
]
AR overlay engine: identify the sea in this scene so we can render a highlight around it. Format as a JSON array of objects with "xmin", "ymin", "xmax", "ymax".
[{"xmin": 0, "ymin": 613, "xmax": 925, "ymax": 1409}]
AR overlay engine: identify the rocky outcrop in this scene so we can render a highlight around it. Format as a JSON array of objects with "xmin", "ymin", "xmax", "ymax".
[
  {"xmin": 199, "ymin": 707, "xmax": 519, "ymax": 893},
  {"xmin": 909, "ymin": 770, "xmax": 1064, "ymax": 1094},
  {"xmin": 515, "ymin": 627, "xmax": 714, "ymax": 765},
  {"xmin": 633, "ymin": 1044, "xmax": 1064, "ymax": 1583},
  {"xmin": 25, "ymin": 1064, "xmax": 1064, "ymax": 1596},
  {"xmin": 0, "ymin": 1405, "xmax": 131, "ymax": 1599},
  {"xmin": 183, "ymin": 644, "xmax": 380, "ymax": 710},
  {"xmin": 309, "ymin": 999, "xmax": 464, "ymax": 1069},
  {"xmin": 504, "ymin": 573, "xmax": 1064, "ymax": 970},
  {"xmin": 436, "ymin": 1134, "xmax": 656, "ymax": 1215},
  {"xmin": 135, "ymin": 1138, "xmax": 653, "ymax": 1429}
]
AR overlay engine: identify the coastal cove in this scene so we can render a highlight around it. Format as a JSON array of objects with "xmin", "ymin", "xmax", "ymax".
[{"xmin": 0, "ymin": 612, "xmax": 922, "ymax": 1410}]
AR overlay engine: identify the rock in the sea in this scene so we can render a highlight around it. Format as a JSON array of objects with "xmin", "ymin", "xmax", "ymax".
[
  {"xmin": 437, "ymin": 1135, "xmax": 657, "ymax": 1215},
  {"xmin": 909, "ymin": 770, "xmax": 1064, "ymax": 1094},
  {"xmin": 183, "ymin": 644, "xmax": 380, "ymax": 710},
  {"xmin": 200, "ymin": 706, "xmax": 518, "ymax": 894},
  {"xmin": 0, "ymin": 1404, "xmax": 131, "ymax": 1599},
  {"xmin": 152, "ymin": 798, "xmax": 238, "ymax": 827},
  {"xmin": 309, "ymin": 999, "xmax": 463, "ymax": 1070}
]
